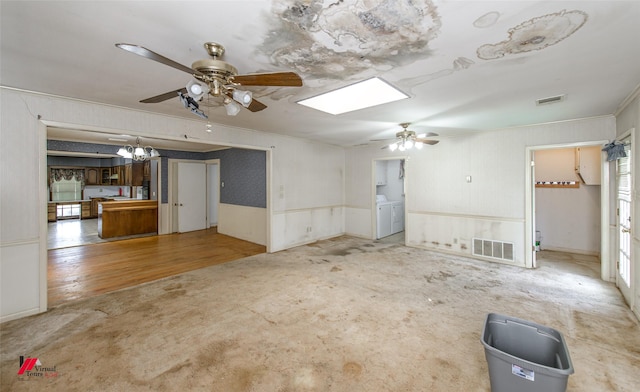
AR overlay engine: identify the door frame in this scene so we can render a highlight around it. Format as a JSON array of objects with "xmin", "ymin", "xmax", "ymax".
[
  {"xmin": 615, "ymin": 129, "xmax": 634, "ymax": 307},
  {"xmin": 525, "ymin": 141, "xmax": 611, "ymax": 278},
  {"xmin": 206, "ymin": 159, "xmax": 220, "ymax": 228}
]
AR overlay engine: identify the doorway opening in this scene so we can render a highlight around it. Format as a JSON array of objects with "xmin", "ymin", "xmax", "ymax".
[
  {"xmin": 46, "ymin": 155, "xmax": 160, "ymax": 250},
  {"xmin": 525, "ymin": 141, "xmax": 610, "ymax": 278},
  {"xmin": 373, "ymin": 158, "xmax": 406, "ymax": 244},
  {"xmin": 167, "ymin": 148, "xmax": 269, "ymax": 250}
]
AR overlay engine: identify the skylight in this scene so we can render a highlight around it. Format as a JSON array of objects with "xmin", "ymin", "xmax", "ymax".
[{"xmin": 297, "ymin": 77, "xmax": 409, "ymax": 115}]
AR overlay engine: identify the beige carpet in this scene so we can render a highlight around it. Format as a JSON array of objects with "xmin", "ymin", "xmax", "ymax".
[{"xmin": 2, "ymin": 236, "xmax": 639, "ymax": 391}]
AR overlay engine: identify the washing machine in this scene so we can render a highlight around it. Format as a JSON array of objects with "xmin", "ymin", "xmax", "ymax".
[{"xmin": 376, "ymin": 195, "xmax": 404, "ymax": 239}]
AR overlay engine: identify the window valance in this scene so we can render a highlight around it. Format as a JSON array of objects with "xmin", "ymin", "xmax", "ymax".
[{"xmin": 49, "ymin": 168, "xmax": 85, "ymax": 187}]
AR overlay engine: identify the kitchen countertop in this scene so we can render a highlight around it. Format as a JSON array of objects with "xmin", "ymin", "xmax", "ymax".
[
  {"xmin": 49, "ymin": 200, "xmax": 91, "ymax": 204},
  {"xmin": 48, "ymin": 197, "xmax": 138, "ymax": 204},
  {"xmin": 98, "ymin": 200, "xmax": 157, "ymax": 238}
]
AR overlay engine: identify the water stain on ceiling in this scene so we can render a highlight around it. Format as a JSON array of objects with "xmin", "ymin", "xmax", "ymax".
[
  {"xmin": 474, "ymin": 12, "xmax": 501, "ymax": 29},
  {"xmin": 398, "ymin": 57, "xmax": 474, "ymax": 93},
  {"xmin": 477, "ymin": 9, "xmax": 588, "ymax": 60},
  {"xmin": 258, "ymin": 1, "xmax": 589, "ymax": 104},
  {"xmin": 262, "ymin": 0, "xmax": 442, "ymax": 79}
]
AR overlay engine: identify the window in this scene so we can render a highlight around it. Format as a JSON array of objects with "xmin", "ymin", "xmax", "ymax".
[
  {"xmin": 56, "ymin": 203, "xmax": 80, "ymax": 218},
  {"xmin": 51, "ymin": 178, "xmax": 82, "ymax": 202}
]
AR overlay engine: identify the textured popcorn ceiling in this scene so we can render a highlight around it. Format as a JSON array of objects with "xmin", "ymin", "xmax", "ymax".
[{"xmin": 1, "ymin": 1, "xmax": 639, "ymax": 147}]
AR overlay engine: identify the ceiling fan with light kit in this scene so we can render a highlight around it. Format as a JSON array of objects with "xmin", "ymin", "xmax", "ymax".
[
  {"xmin": 373, "ymin": 123, "xmax": 439, "ymax": 151},
  {"xmin": 116, "ymin": 42, "xmax": 303, "ymax": 117}
]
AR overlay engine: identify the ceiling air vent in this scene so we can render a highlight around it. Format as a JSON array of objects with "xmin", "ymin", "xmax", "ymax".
[{"xmin": 536, "ymin": 94, "xmax": 565, "ymax": 106}]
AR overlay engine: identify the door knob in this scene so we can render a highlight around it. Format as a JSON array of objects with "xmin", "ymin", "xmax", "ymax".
[
  {"xmin": 622, "ymin": 228, "xmax": 630, "ymax": 233},
  {"xmin": 179, "ymin": 203, "xmax": 183, "ymax": 206}
]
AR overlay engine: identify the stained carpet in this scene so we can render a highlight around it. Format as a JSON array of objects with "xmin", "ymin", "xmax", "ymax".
[{"xmin": 1, "ymin": 236, "xmax": 639, "ymax": 391}]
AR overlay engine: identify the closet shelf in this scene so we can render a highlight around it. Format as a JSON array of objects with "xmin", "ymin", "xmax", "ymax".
[{"xmin": 535, "ymin": 181, "xmax": 579, "ymax": 188}]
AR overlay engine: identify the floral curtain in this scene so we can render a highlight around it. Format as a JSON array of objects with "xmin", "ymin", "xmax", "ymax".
[{"xmin": 49, "ymin": 168, "xmax": 85, "ymax": 188}]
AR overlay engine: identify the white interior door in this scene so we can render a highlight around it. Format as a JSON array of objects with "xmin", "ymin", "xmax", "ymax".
[
  {"xmin": 616, "ymin": 139, "xmax": 633, "ymax": 304},
  {"xmin": 177, "ymin": 161, "xmax": 207, "ymax": 233}
]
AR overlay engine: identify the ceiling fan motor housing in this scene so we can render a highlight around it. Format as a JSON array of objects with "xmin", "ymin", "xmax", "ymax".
[
  {"xmin": 396, "ymin": 130, "xmax": 416, "ymax": 142},
  {"xmin": 191, "ymin": 59, "xmax": 238, "ymax": 96}
]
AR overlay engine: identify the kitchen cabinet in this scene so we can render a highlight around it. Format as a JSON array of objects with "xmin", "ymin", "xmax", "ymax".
[
  {"xmin": 375, "ymin": 161, "xmax": 388, "ymax": 185},
  {"xmin": 575, "ymin": 146, "xmax": 601, "ymax": 185},
  {"xmin": 48, "ymin": 203, "xmax": 57, "ymax": 222},
  {"xmin": 143, "ymin": 160, "xmax": 151, "ymax": 181},
  {"xmin": 100, "ymin": 168, "xmax": 111, "ymax": 185},
  {"xmin": 81, "ymin": 201, "xmax": 91, "ymax": 219},
  {"xmin": 132, "ymin": 162, "xmax": 144, "ymax": 186},
  {"xmin": 111, "ymin": 166, "xmax": 120, "ymax": 185},
  {"xmin": 98, "ymin": 200, "xmax": 157, "ymax": 238},
  {"xmin": 123, "ymin": 164, "xmax": 132, "ymax": 186},
  {"xmin": 112, "ymin": 165, "xmax": 125, "ymax": 186},
  {"xmin": 90, "ymin": 197, "xmax": 109, "ymax": 218},
  {"xmin": 85, "ymin": 168, "xmax": 99, "ymax": 185}
]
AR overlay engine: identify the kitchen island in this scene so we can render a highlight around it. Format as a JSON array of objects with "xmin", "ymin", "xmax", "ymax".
[{"xmin": 97, "ymin": 199, "xmax": 158, "ymax": 239}]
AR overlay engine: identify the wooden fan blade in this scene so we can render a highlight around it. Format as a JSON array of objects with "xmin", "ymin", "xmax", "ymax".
[
  {"xmin": 247, "ymin": 97, "xmax": 267, "ymax": 112},
  {"xmin": 116, "ymin": 43, "xmax": 203, "ymax": 77},
  {"xmin": 224, "ymin": 92, "xmax": 268, "ymax": 112},
  {"xmin": 140, "ymin": 88, "xmax": 187, "ymax": 103},
  {"xmin": 415, "ymin": 139, "xmax": 439, "ymax": 145},
  {"xmin": 232, "ymin": 72, "xmax": 303, "ymax": 87}
]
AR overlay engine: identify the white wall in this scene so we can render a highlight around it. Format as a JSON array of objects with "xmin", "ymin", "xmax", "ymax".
[
  {"xmin": 84, "ymin": 186, "xmax": 131, "ymax": 199},
  {"xmin": 218, "ymin": 203, "xmax": 266, "ymax": 245},
  {"xmin": 0, "ymin": 87, "xmax": 345, "ymax": 322},
  {"xmin": 535, "ymin": 186, "xmax": 601, "ymax": 254},
  {"xmin": 269, "ymin": 135, "xmax": 345, "ymax": 251},
  {"xmin": 345, "ymin": 117, "xmax": 615, "ymax": 267}
]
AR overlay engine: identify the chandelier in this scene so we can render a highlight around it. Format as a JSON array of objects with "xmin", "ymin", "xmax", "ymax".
[{"xmin": 116, "ymin": 137, "xmax": 160, "ymax": 161}]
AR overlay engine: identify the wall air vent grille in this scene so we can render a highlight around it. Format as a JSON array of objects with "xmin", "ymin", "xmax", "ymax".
[
  {"xmin": 536, "ymin": 94, "xmax": 565, "ymax": 106},
  {"xmin": 473, "ymin": 238, "xmax": 514, "ymax": 262}
]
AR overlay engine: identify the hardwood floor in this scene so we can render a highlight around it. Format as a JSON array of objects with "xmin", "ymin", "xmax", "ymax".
[{"xmin": 48, "ymin": 228, "xmax": 266, "ymax": 308}]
